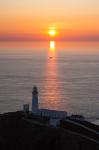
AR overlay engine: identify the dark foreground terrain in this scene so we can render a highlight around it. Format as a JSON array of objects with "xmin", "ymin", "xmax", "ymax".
[{"xmin": 0, "ymin": 111, "xmax": 99, "ymax": 150}]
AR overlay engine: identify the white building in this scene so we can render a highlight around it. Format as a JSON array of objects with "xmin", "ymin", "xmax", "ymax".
[{"xmin": 32, "ymin": 86, "xmax": 67, "ymax": 120}]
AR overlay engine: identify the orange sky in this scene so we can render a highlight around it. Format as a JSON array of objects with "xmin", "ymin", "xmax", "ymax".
[{"xmin": 0, "ymin": 0, "xmax": 99, "ymax": 41}]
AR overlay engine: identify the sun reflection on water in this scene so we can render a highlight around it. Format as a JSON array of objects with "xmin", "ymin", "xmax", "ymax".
[
  {"xmin": 50, "ymin": 41, "xmax": 55, "ymax": 50},
  {"xmin": 41, "ymin": 41, "xmax": 62, "ymax": 110}
]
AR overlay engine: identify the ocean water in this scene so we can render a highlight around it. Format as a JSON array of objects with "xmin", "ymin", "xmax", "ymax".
[{"xmin": 0, "ymin": 41, "xmax": 99, "ymax": 120}]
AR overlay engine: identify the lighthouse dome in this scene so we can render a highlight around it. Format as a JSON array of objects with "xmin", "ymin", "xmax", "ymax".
[{"xmin": 32, "ymin": 86, "xmax": 38, "ymax": 94}]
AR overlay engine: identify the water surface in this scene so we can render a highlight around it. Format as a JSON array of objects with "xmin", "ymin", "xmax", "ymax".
[{"xmin": 0, "ymin": 41, "xmax": 99, "ymax": 120}]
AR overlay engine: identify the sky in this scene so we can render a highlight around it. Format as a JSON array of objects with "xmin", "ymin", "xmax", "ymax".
[{"xmin": 0, "ymin": 0, "xmax": 99, "ymax": 41}]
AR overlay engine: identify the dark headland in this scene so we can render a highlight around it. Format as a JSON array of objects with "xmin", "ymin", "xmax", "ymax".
[{"xmin": 0, "ymin": 111, "xmax": 99, "ymax": 150}]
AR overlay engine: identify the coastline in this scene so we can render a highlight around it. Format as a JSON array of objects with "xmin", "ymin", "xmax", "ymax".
[{"xmin": 0, "ymin": 111, "xmax": 99, "ymax": 150}]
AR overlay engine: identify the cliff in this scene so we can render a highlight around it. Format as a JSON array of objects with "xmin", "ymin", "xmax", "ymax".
[{"xmin": 0, "ymin": 111, "xmax": 99, "ymax": 150}]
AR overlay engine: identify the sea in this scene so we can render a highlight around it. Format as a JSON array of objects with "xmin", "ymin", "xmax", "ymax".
[{"xmin": 0, "ymin": 41, "xmax": 99, "ymax": 122}]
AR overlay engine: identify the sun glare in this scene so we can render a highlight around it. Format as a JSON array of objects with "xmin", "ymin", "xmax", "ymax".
[{"xmin": 49, "ymin": 30, "xmax": 56, "ymax": 36}]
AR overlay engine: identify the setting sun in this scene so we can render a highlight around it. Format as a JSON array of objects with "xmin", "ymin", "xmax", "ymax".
[{"xmin": 48, "ymin": 30, "xmax": 56, "ymax": 36}]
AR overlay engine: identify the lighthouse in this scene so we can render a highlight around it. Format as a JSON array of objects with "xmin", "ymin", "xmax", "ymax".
[{"xmin": 32, "ymin": 86, "xmax": 38, "ymax": 113}]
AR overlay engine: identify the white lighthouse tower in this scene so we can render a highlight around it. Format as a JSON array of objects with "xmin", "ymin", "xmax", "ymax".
[{"xmin": 32, "ymin": 86, "xmax": 38, "ymax": 113}]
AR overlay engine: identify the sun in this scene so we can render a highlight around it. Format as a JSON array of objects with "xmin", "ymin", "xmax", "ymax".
[{"xmin": 48, "ymin": 30, "xmax": 56, "ymax": 36}]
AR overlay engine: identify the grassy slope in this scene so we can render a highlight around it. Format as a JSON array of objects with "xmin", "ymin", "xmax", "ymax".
[{"xmin": 0, "ymin": 111, "xmax": 99, "ymax": 150}]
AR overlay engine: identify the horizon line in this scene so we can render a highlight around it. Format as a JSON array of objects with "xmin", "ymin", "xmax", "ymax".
[{"xmin": 0, "ymin": 38, "xmax": 99, "ymax": 42}]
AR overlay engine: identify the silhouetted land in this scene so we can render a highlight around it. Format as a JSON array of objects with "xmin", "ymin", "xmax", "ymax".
[{"xmin": 0, "ymin": 111, "xmax": 99, "ymax": 150}]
